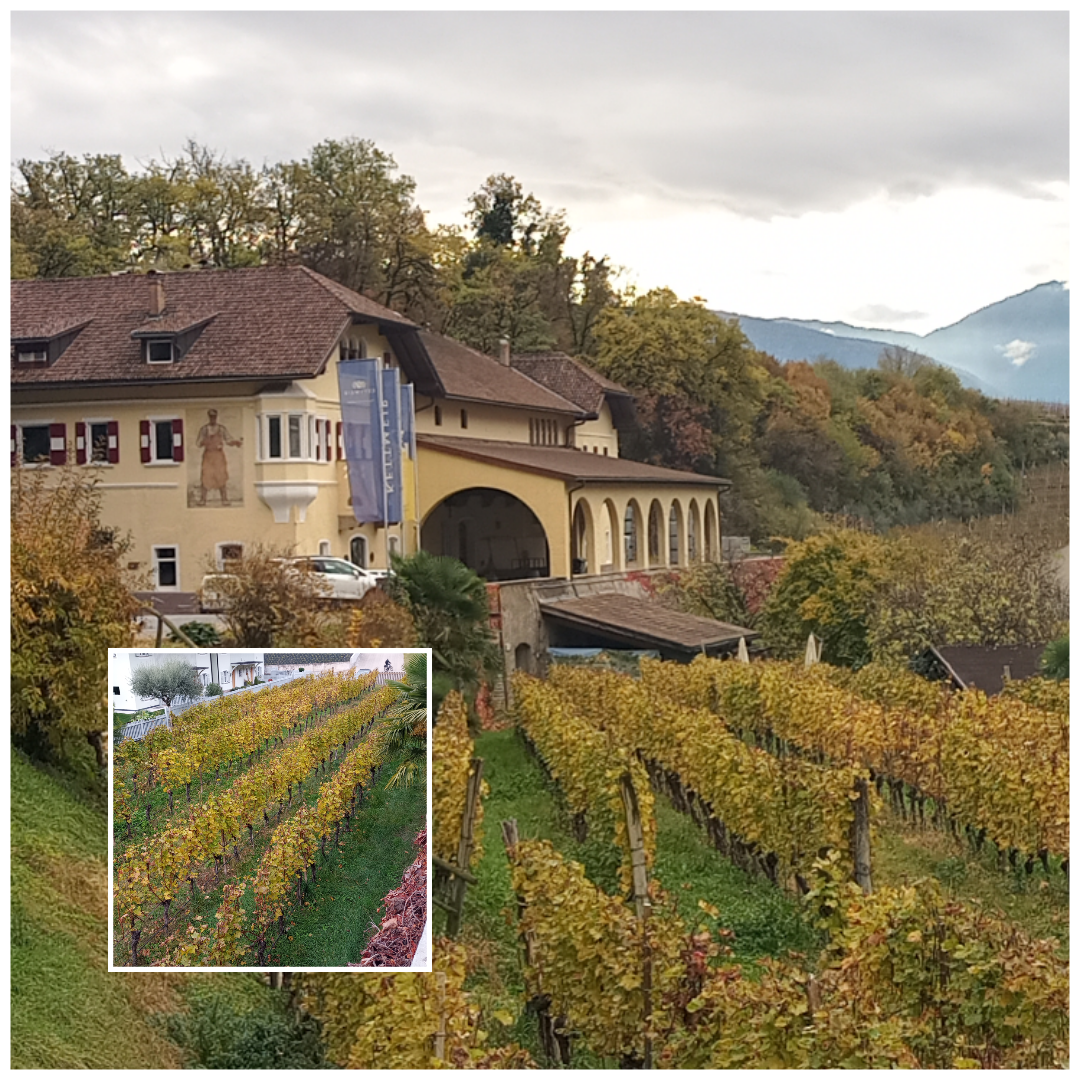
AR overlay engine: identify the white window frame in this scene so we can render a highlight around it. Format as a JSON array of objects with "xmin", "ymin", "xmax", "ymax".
[
  {"xmin": 81, "ymin": 416, "xmax": 117, "ymax": 465},
  {"xmin": 257, "ymin": 411, "xmax": 316, "ymax": 463},
  {"xmin": 318, "ymin": 539, "xmax": 332, "ymax": 556},
  {"xmin": 15, "ymin": 344, "xmax": 48, "ymax": 364},
  {"xmin": 15, "ymin": 420, "xmax": 57, "ymax": 467},
  {"xmin": 215, "ymin": 541, "xmax": 244, "ymax": 571},
  {"xmin": 146, "ymin": 339, "xmax": 175, "ymax": 365},
  {"xmin": 152, "ymin": 544, "xmax": 181, "ymax": 591},
  {"xmin": 147, "ymin": 416, "xmax": 181, "ymax": 465}
]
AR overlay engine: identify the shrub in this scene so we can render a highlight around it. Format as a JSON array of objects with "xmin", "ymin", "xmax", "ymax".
[
  {"xmin": 12, "ymin": 465, "xmax": 138, "ymax": 768},
  {"xmin": 204, "ymin": 682, "xmax": 223, "ymax": 697},
  {"xmin": 169, "ymin": 620, "xmax": 220, "ymax": 646}
]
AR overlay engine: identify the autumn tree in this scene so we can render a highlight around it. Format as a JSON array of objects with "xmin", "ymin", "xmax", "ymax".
[
  {"xmin": 868, "ymin": 533, "xmax": 1068, "ymax": 664},
  {"xmin": 129, "ymin": 657, "xmax": 203, "ymax": 719},
  {"xmin": 12, "ymin": 467, "xmax": 138, "ymax": 767},
  {"xmin": 760, "ymin": 529, "xmax": 897, "ymax": 667}
]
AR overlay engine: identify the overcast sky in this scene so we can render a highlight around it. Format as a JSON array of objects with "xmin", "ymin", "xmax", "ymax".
[{"xmin": 11, "ymin": 11, "xmax": 1068, "ymax": 334}]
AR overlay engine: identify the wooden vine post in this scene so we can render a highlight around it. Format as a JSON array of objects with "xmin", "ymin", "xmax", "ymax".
[
  {"xmin": 433, "ymin": 971, "xmax": 448, "ymax": 1062},
  {"xmin": 619, "ymin": 772, "xmax": 653, "ymax": 1070},
  {"xmin": 851, "ymin": 776, "xmax": 873, "ymax": 893},
  {"xmin": 432, "ymin": 757, "xmax": 484, "ymax": 938}
]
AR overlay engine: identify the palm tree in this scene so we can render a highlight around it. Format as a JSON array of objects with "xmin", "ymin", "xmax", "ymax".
[
  {"xmin": 387, "ymin": 550, "xmax": 500, "ymax": 712},
  {"xmin": 380, "ymin": 651, "xmax": 428, "ymax": 790}
]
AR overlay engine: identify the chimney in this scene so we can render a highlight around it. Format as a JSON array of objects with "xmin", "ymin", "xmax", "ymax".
[
  {"xmin": 499, "ymin": 338, "xmax": 511, "ymax": 366},
  {"xmin": 148, "ymin": 272, "xmax": 166, "ymax": 316}
]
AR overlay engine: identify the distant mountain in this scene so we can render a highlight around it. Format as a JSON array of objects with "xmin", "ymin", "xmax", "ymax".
[{"xmin": 719, "ymin": 282, "xmax": 1069, "ymax": 403}]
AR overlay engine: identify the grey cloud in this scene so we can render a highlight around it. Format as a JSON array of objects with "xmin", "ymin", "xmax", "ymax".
[{"xmin": 11, "ymin": 11, "xmax": 1067, "ymax": 221}]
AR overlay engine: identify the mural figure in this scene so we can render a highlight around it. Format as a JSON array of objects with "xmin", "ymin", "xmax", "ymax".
[{"xmin": 196, "ymin": 409, "xmax": 243, "ymax": 506}]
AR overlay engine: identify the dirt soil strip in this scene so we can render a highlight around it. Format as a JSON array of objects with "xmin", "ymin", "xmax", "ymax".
[{"xmin": 351, "ymin": 827, "xmax": 427, "ymax": 967}]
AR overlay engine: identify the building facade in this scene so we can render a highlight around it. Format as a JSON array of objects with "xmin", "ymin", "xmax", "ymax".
[{"xmin": 13, "ymin": 267, "xmax": 726, "ymax": 601}]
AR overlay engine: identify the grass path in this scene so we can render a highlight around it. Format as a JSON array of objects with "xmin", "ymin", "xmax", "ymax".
[
  {"xmin": 270, "ymin": 764, "xmax": 427, "ymax": 967},
  {"xmin": 439, "ymin": 727, "xmax": 816, "ymax": 1063},
  {"xmin": 873, "ymin": 810, "xmax": 1069, "ymax": 953}
]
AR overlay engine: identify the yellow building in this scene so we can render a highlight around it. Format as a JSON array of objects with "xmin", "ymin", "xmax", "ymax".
[{"xmin": 12, "ymin": 266, "xmax": 726, "ymax": 606}]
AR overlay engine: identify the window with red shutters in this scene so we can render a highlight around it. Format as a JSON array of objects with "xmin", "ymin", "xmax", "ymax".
[
  {"xmin": 140, "ymin": 420, "xmax": 151, "ymax": 462},
  {"xmin": 76, "ymin": 421, "xmax": 88, "ymax": 465},
  {"xmin": 107, "ymin": 420, "xmax": 120, "ymax": 464},
  {"xmin": 172, "ymin": 418, "xmax": 184, "ymax": 462}
]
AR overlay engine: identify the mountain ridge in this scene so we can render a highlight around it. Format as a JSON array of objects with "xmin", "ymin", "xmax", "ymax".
[{"xmin": 719, "ymin": 281, "xmax": 1069, "ymax": 403}]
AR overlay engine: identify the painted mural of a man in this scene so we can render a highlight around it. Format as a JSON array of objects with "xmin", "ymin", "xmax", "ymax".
[{"xmin": 196, "ymin": 409, "xmax": 242, "ymax": 505}]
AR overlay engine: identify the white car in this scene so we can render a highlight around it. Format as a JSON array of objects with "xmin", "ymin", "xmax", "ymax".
[
  {"xmin": 200, "ymin": 557, "xmax": 385, "ymax": 612},
  {"xmin": 278, "ymin": 556, "xmax": 383, "ymax": 601}
]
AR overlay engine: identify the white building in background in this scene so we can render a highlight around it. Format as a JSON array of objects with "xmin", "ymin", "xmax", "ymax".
[
  {"xmin": 109, "ymin": 649, "xmax": 263, "ymax": 713},
  {"xmin": 262, "ymin": 650, "xmax": 408, "ymax": 677}
]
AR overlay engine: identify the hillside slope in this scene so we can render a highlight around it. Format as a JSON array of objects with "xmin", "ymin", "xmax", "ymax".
[{"xmin": 11, "ymin": 751, "xmax": 184, "ymax": 1068}]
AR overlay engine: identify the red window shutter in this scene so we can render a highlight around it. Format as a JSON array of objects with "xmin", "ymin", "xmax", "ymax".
[
  {"xmin": 172, "ymin": 418, "xmax": 184, "ymax": 462},
  {"xmin": 75, "ymin": 421, "xmax": 87, "ymax": 465},
  {"xmin": 315, "ymin": 419, "xmax": 322, "ymax": 461},
  {"xmin": 10, "ymin": 425, "xmax": 16, "ymax": 467},
  {"xmin": 336, "ymin": 421, "xmax": 343, "ymax": 461},
  {"xmin": 107, "ymin": 420, "xmax": 120, "ymax": 464},
  {"xmin": 49, "ymin": 423, "xmax": 67, "ymax": 466},
  {"xmin": 140, "ymin": 419, "xmax": 151, "ymax": 463}
]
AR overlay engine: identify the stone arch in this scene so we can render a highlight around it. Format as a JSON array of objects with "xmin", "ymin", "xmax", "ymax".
[
  {"xmin": 647, "ymin": 499, "xmax": 664, "ymax": 567},
  {"xmin": 602, "ymin": 497, "xmax": 621, "ymax": 573},
  {"xmin": 571, "ymin": 497, "xmax": 596, "ymax": 575},
  {"xmin": 624, "ymin": 498, "xmax": 644, "ymax": 570},
  {"xmin": 668, "ymin": 499, "xmax": 685, "ymax": 567},
  {"xmin": 687, "ymin": 499, "xmax": 701, "ymax": 562},
  {"xmin": 704, "ymin": 498, "xmax": 719, "ymax": 561},
  {"xmin": 515, "ymin": 642, "xmax": 534, "ymax": 674},
  {"xmin": 421, "ymin": 486, "xmax": 549, "ymax": 581}
]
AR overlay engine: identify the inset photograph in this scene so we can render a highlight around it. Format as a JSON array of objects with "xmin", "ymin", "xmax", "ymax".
[{"xmin": 108, "ymin": 648, "xmax": 431, "ymax": 971}]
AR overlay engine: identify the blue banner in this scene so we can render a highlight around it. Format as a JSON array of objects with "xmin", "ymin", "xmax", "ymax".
[
  {"xmin": 337, "ymin": 359, "xmax": 382, "ymax": 523},
  {"xmin": 379, "ymin": 367, "xmax": 403, "ymax": 525},
  {"xmin": 401, "ymin": 382, "xmax": 416, "ymax": 459}
]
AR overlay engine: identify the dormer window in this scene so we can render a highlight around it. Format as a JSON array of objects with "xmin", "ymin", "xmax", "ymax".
[
  {"xmin": 15, "ymin": 342, "xmax": 48, "ymax": 364},
  {"xmin": 146, "ymin": 339, "xmax": 174, "ymax": 364}
]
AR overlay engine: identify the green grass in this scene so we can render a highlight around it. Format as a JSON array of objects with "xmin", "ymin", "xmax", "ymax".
[
  {"xmin": 873, "ymin": 810, "xmax": 1069, "ymax": 954},
  {"xmin": 12, "ymin": 748, "xmax": 186, "ymax": 1068},
  {"xmin": 270, "ymin": 762, "xmax": 427, "ymax": 967}
]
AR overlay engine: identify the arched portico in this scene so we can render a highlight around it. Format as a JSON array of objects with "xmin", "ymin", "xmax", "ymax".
[
  {"xmin": 624, "ymin": 498, "xmax": 645, "ymax": 570},
  {"xmin": 571, "ymin": 497, "xmax": 596, "ymax": 575},
  {"xmin": 687, "ymin": 500, "xmax": 701, "ymax": 562},
  {"xmin": 668, "ymin": 499, "xmax": 684, "ymax": 567},
  {"xmin": 601, "ymin": 498, "xmax": 621, "ymax": 572},
  {"xmin": 421, "ymin": 487, "xmax": 550, "ymax": 580},
  {"xmin": 647, "ymin": 499, "xmax": 664, "ymax": 567},
  {"xmin": 705, "ymin": 499, "xmax": 719, "ymax": 561}
]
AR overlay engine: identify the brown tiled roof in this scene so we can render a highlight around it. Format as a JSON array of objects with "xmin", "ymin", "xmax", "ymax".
[
  {"xmin": 929, "ymin": 644, "xmax": 1046, "ymax": 695},
  {"xmin": 12, "ymin": 316, "xmax": 93, "ymax": 342},
  {"xmin": 11, "ymin": 267, "xmax": 416, "ymax": 387},
  {"xmin": 511, "ymin": 350, "xmax": 631, "ymax": 414},
  {"xmin": 418, "ymin": 332, "xmax": 584, "ymax": 414},
  {"xmin": 418, "ymin": 434, "xmax": 728, "ymax": 488},
  {"xmin": 130, "ymin": 311, "xmax": 219, "ymax": 336},
  {"xmin": 541, "ymin": 594, "xmax": 756, "ymax": 652}
]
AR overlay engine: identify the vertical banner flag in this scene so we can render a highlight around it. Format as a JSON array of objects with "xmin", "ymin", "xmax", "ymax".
[
  {"xmin": 379, "ymin": 366, "xmax": 404, "ymax": 525},
  {"xmin": 401, "ymin": 382, "xmax": 416, "ymax": 459},
  {"xmin": 337, "ymin": 359, "xmax": 382, "ymax": 523}
]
